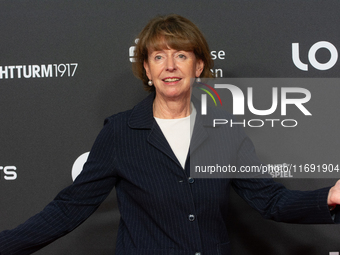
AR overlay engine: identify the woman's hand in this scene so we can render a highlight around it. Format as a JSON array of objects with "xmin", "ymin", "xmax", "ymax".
[{"xmin": 327, "ymin": 179, "xmax": 340, "ymax": 208}]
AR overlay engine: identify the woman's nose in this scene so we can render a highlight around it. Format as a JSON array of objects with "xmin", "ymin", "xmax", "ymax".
[{"xmin": 165, "ymin": 57, "xmax": 176, "ymax": 71}]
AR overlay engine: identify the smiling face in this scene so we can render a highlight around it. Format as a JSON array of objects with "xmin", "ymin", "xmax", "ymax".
[{"xmin": 144, "ymin": 48, "xmax": 204, "ymax": 101}]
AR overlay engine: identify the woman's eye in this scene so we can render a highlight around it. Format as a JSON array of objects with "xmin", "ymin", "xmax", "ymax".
[
  {"xmin": 155, "ymin": 55, "xmax": 162, "ymax": 60},
  {"xmin": 178, "ymin": 54, "xmax": 186, "ymax": 59}
]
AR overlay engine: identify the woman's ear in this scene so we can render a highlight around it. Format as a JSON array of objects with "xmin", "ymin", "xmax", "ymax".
[
  {"xmin": 144, "ymin": 61, "xmax": 151, "ymax": 80},
  {"xmin": 195, "ymin": 59, "xmax": 204, "ymax": 77}
]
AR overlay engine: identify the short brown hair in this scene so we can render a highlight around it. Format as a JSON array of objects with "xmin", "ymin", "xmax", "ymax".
[{"xmin": 132, "ymin": 14, "xmax": 214, "ymax": 92}]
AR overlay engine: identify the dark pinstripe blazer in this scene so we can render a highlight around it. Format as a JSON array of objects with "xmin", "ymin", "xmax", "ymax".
[{"xmin": 0, "ymin": 92, "xmax": 335, "ymax": 255}]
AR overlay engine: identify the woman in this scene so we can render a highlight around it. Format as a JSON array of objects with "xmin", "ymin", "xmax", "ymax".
[{"xmin": 0, "ymin": 14, "xmax": 340, "ymax": 255}]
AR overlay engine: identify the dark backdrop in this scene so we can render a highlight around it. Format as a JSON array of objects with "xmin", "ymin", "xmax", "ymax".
[{"xmin": 1, "ymin": 1, "xmax": 340, "ymax": 254}]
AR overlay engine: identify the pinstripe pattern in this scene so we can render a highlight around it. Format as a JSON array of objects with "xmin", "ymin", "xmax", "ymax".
[{"xmin": 0, "ymin": 92, "xmax": 336, "ymax": 255}]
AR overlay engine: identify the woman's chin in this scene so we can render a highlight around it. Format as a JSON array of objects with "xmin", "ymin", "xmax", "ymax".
[{"xmin": 161, "ymin": 90, "xmax": 190, "ymax": 101}]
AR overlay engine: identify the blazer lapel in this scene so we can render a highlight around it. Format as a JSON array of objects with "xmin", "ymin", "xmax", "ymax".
[
  {"xmin": 148, "ymin": 123, "xmax": 182, "ymax": 168},
  {"xmin": 190, "ymin": 113, "xmax": 209, "ymax": 155},
  {"xmin": 128, "ymin": 92, "xmax": 182, "ymax": 169},
  {"xmin": 127, "ymin": 93, "xmax": 215, "ymax": 169},
  {"xmin": 189, "ymin": 96, "xmax": 210, "ymax": 155}
]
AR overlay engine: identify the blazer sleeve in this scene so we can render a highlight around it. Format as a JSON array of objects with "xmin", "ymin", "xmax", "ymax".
[
  {"xmin": 231, "ymin": 132, "xmax": 335, "ymax": 224},
  {"xmin": 0, "ymin": 118, "xmax": 118, "ymax": 255}
]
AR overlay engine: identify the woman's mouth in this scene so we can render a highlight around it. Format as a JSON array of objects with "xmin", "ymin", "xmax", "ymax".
[{"xmin": 163, "ymin": 77, "xmax": 181, "ymax": 83}]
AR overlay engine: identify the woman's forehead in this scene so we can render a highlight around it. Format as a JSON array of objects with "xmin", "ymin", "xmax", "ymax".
[
  {"xmin": 146, "ymin": 36, "xmax": 194, "ymax": 54},
  {"xmin": 148, "ymin": 48, "xmax": 194, "ymax": 55}
]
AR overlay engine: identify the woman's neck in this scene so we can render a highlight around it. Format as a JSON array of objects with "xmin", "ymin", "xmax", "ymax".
[{"xmin": 153, "ymin": 95, "xmax": 191, "ymax": 119}]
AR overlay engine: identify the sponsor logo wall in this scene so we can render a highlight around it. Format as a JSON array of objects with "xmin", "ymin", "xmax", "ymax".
[
  {"xmin": 0, "ymin": 63, "xmax": 78, "ymax": 79},
  {"xmin": 292, "ymin": 41, "xmax": 338, "ymax": 71},
  {"xmin": 1, "ymin": 1, "xmax": 340, "ymax": 254},
  {"xmin": 0, "ymin": 166, "xmax": 17, "ymax": 181}
]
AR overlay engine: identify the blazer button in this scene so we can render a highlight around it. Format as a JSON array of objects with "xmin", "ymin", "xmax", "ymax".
[
  {"xmin": 188, "ymin": 214, "xmax": 195, "ymax": 221},
  {"xmin": 188, "ymin": 177, "xmax": 195, "ymax": 184}
]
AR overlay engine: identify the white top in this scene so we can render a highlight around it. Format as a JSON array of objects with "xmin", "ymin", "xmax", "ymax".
[{"xmin": 154, "ymin": 104, "xmax": 196, "ymax": 169}]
